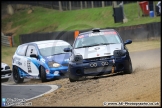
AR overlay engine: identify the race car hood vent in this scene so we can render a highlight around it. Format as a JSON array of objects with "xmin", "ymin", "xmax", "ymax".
[{"xmin": 74, "ymin": 43, "xmax": 122, "ymax": 59}]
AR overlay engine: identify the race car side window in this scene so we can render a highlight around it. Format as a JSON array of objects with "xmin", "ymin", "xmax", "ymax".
[
  {"xmin": 26, "ymin": 45, "xmax": 38, "ymax": 57},
  {"xmin": 16, "ymin": 45, "xmax": 28, "ymax": 56}
]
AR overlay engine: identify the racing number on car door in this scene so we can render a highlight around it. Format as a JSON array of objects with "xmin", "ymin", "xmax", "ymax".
[
  {"xmin": 27, "ymin": 60, "xmax": 32, "ymax": 73},
  {"xmin": 25, "ymin": 45, "xmax": 39, "ymax": 75}
]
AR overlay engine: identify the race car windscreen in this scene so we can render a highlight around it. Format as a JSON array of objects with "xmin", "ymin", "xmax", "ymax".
[
  {"xmin": 38, "ymin": 43, "xmax": 72, "ymax": 57},
  {"xmin": 74, "ymin": 31, "xmax": 122, "ymax": 48}
]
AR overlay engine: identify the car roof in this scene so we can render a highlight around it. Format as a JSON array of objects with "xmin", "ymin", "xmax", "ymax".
[
  {"xmin": 79, "ymin": 29, "xmax": 116, "ymax": 36},
  {"xmin": 19, "ymin": 40, "xmax": 69, "ymax": 46},
  {"xmin": 31, "ymin": 40, "xmax": 68, "ymax": 45}
]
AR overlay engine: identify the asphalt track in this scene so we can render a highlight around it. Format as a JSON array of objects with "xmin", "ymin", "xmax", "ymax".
[
  {"xmin": 1, "ymin": 84, "xmax": 59, "ymax": 104},
  {"xmin": 1, "ymin": 48, "xmax": 160, "ymax": 105}
]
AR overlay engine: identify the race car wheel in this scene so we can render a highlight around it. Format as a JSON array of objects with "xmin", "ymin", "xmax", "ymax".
[
  {"xmin": 40, "ymin": 66, "xmax": 47, "ymax": 82},
  {"xmin": 69, "ymin": 71, "xmax": 85, "ymax": 82},
  {"xmin": 69, "ymin": 72, "xmax": 77, "ymax": 82},
  {"xmin": 124, "ymin": 59, "xmax": 133, "ymax": 74},
  {"xmin": 13, "ymin": 66, "xmax": 24, "ymax": 83},
  {"xmin": 69, "ymin": 77, "xmax": 76, "ymax": 82}
]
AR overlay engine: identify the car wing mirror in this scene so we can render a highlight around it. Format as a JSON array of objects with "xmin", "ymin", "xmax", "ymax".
[
  {"xmin": 64, "ymin": 48, "xmax": 72, "ymax": 52},
  {"xmin": 124, "ymin": 39, "xmax": 132, "ymax": 45}
]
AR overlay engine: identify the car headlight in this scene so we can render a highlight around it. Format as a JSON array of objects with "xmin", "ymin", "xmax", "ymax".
[
  {"xmin": 70, "ymin": 54, "xmax": 83, "ymax": 63},
  {"xmin": 53, "ymin": 63, "xmax": 60, "ymax": 67},
  {"xmin": 113, "ymin": 50, "xmax": 126, "ymax": 57},
  {"xmin": 48, "ymin": 61, "xmax": 60, "ymax": 68}
]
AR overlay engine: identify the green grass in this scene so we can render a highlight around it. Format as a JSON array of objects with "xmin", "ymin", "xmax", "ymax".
[
  {"xmin": 2, "ymin": 2, "xmax": 161, "ymax": 46},
  {"xmin": 1, "ymin": 46, "xmax": 17, "ymax": 68}
]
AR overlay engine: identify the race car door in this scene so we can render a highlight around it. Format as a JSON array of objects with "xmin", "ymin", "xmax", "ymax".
[
  {"xmin": 25, "ymin": 44, "xmax": 40, "ymax": 77},
  {"xmin": 13, "ymin": 44, "xmax": 28, "ymax": 73}
]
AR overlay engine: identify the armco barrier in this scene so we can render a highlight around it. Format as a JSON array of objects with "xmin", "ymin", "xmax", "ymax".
[
  {"xmin": 19, "ymin": 31, "xmax": 75, "ymax": 45},
  {"xmin": 19, "ymin": 22, "xmax": 161, "ymax": 45},
  {"xmin": 116, "ymin": 22, "xmax": 161, "ymax": 42},
  {"xmin": 1, "ymin": 35, "xmax": 14, "ymax": 47}
]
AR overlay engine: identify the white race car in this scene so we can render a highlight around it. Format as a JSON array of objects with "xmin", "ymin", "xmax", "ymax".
[
  {"xmin": 64, "ymin": 28, "xmax": 133, "ymax": 82},
  {"xmin": 1, "ymin": 63, "xmax": 12, "ymax": 82}
]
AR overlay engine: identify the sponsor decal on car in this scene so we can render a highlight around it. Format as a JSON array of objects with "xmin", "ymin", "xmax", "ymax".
[
  {"xmin": 27, "ymin": 60, "xmax": 32, "ymax": 73},
  {"xmin": 104, "ymin": 31, "xmax": 117, "ymax": 35},
  {"xmin": 78, "ymin": 31, "xmax": 117, "ymax": 39},
  {"xmin": 17, "ymin": 61, "xmax": 22, "ymax": 65}
]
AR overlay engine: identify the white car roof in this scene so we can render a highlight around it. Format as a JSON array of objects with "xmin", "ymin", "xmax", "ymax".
[
  {"xmin": 32, "ymin": 40, "xmax": 68, "ymax": 45},
  {"xmin": 31, "ymin": 40, "xmax": 70, "ymax": 49},
  {"xmin": 19, "ymin": 40, "xmax": 70, "ymax": 49}
]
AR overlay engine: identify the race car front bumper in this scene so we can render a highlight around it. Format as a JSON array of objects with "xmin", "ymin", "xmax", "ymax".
[
  {"xmin": 1, "ymin": 70, "xmax": 12, "ymax": 79},
  {"xmin": 46, "ymin": 66, "xmax": 68, "ymax": 79},
  {"xmin": 68, "ymin": 56, "xmax": 130, "ymax": 77}
]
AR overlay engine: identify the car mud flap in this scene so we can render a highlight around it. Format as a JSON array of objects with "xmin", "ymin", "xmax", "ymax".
[
  {"xmin": 111, "ymin": 66, "xmax": 115, "ymax": 73},
  {"xmin": 111, "ymin": 59, "xmax": 115, "ymax": 73}
]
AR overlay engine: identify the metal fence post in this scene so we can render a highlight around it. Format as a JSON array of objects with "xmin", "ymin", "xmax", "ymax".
[
  {"xmin": 85, "ymin": 1, "xmax": 87, "ymax": 8},
  {"xmin": 69, "ymin": 1, "xmax": 71, "ymax": 10},
  {"xmin": 102, "ymin": 1, "xmax": 105, "ymax": 7},
  {"xmin": 91, "ymin": 1, "xmax": 94, "ymax": 8},
  {"xmin": 80, "ymin": 1, "xmax": 83, "ymax": 9},
  {"xmin": 112, "ymin": 1, "xmax": 117, "ymax": 8},
  {"xmin": 153, "ymin": 1, "xmax": 156, "ymax": 17},
  {"xmin": 59, "ymin": 1, "xmax": 62, "ymax": 11}
]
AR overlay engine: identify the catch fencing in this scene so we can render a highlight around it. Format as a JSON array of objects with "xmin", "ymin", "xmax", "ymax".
[
  {"xmin": 2, "ymin": 1, "xmax": 136, "ymax": 11},
  {"xmin": 1, "ymin": 33, "xmax": 14, "ymax": 47}
]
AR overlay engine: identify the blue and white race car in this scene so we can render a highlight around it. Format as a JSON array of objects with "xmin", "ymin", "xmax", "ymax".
[
  {"xmin": 12, "ymin": 40, "xmax": 72, "ymax": 83},
  {"xmin": 64, "ymin": 28, "xmax": 133, "ymax": 82}
]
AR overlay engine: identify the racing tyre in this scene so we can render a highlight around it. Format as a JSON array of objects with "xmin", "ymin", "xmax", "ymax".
[
  {"xmin": 40, "ymin": 66, "xmax": 47, "ymax": 82},
  {"xmin": 69, "ymin": 71, "xmax": 86, "ymax": 82},
  {"xmin": 124, "ymin": 59, "xmax": 133, "ymax": 74},
  {"xmin": 13, "ymin": 66, "xmax": 24, "ymax": 83},
  {"xmin": 69, "ymin": 77, "xmax": 76, "ymax": 82},
  {"xmin": 69, "ymin": 72, "xmax": 78, "ymax": 82}
]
